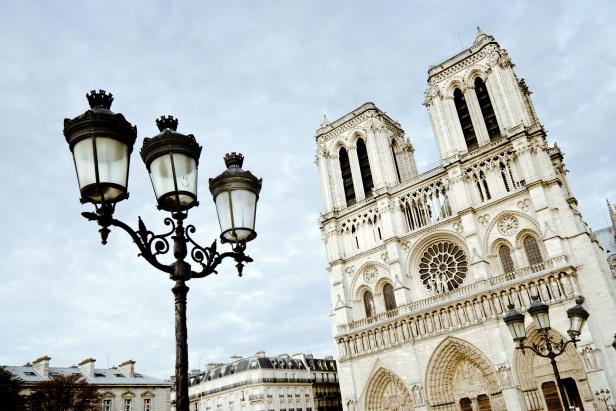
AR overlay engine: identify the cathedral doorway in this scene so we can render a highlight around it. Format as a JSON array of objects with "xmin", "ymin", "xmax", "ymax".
[
  {"xmin": 514, "ymin": 326, "xmax": 591, "ymax": 411},
  {"xmin": 425, "ymin": 337, "xmax": 506, "ymax": 410},
  {"xmin": 363, "ymin": 367, "xmax": 413, "ymax": 411}
]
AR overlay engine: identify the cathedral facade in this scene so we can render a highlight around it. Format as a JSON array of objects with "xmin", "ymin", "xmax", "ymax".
[{"xmin": 314, "ymin": 31, "xmax": 616, "ymax": 411}]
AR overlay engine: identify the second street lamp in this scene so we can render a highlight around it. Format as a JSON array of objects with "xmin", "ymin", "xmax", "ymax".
[
  {"xmin": 63, "ymin": 90, "xmax": 262, "ymax": 411},
  {"xmin": 503, "ymin": 296, "xmax": 590, "ymax": 411}
]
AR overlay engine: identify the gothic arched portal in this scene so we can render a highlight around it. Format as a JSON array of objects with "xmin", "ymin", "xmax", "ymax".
[
  {"xmin": 425, "ymin": 337, "xmax": 506, "ymax": 410},
  {"xmin": 364, "ymin": 368, "xmax": 413, "ymax": 411}
]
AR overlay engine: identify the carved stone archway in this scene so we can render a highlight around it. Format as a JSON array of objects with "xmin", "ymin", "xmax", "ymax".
[
  {"xmin": 364, "ymin": 368, "xmax": 414, "ymax": 411},
  {"xmin": 514, "ymin": 326, "xmax": 593, "ymax": 410},
  {"xmin": 425, "ymin": 337, "xmax": 506, "ymax": 410}
]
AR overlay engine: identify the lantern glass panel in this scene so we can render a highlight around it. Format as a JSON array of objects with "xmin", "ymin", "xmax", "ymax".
[
  {"xmin": 568, "ymin": 315, "xmax": 587, "ymax": 336},
  {"xmin": 215, "ymin": 189, "xmax": 257, "ymax": 242},
  {"xmin": 530, "ymin": 310, "xmax": 551, "ymax": 330},
  {"xmin": 149, "ymin": 153, "xmax": 197, "ymax": 210},
  {"xmin": 73, "ymin": 137, "xmax": 128, "ymax": 203}
]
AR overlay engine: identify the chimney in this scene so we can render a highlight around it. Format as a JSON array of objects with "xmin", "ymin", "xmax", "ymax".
[
  {"xmin": 228, "ymin": 355, "xmax": 242, "ymax": 363},
  {"xmin": 254, "ymin": 351, "xmax": 266, "ymax": 358},
  {"xmin": 277, "ymin": 353, "xmax": 289, "ymax": 359},
  {"xmin": 32, "ymin": 356, "xmax": 51, "ymax": 377},
  {"xmin": 78, "ymin": 358, "xmax": 96, "ymax": 378},
  {"xmin": 118, "ymin": 360, "xmax": 135, "ymax": 378}
]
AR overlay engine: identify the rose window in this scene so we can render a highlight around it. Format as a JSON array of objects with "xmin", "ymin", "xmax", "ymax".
[{"xmin": 419, "ymin": 241, "xmax": 468, "ymax": 294}]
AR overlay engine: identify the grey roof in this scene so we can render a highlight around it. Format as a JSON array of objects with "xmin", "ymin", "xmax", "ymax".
[
  {"xmin": 595, "ymin": 226, "xmax": 616, "ymax": 257},
  {"xmin": 3, "ymin": 365, "xmax": 171, "ymax": 387},
  {"xmin": 189, "ymin": 355, "xmax": 337, "ymax": 386}
]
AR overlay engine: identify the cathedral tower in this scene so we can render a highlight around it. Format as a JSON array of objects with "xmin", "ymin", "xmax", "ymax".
[{"xmin": 315, "ymin": 30, "xmax": 616, "ymax": 411}]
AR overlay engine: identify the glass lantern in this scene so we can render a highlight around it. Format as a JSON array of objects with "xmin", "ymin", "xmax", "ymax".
[
  {"xmin": 209, "ymin": 153, "xmax": 262, "ymax": 243},
  {"xmin": 503, "ymin": 304, "xmax": 527, "ymax": 343},
  {"xmin": 63, "ymin": 90, "xmax": 137, "ymax": 204},
  {"xmin": 527, "ymin": 295, "xmax": 551, "ymax": 331},
  {"xmin": 140, "ymin": 116, "xmax": 202, "ymax": 212},
  {"xmin": 566, "ymin": 296, "xmax": 589, "ymax": 340}
]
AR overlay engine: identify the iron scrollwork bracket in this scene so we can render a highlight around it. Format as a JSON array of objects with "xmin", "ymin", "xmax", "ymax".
[
  {"xmin": 81, "ymin": 203, "xmax": 253, "ymax": 280},
  {"xmin": 516, "ymin": 330, "xmax": 578, "ymax": 359}
]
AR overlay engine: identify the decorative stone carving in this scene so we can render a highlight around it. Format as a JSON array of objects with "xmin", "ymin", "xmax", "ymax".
[
  {"xmin": 418, "ymin": 241, "xmax": 468, "ymax": 294},
  {"xmin": 411, "ymin": 384, "xmax": 425, "ymax": 406},
  {"xmin": 496, "ymin": 364, "xmax": 513, "ymax": 388},
  {"xmin": 363, "ymin": 266, "xmax": 379, "ymax": 283},
  {"xmin": 580, "ymin": 345, "xmax": 600, "ymax": 371},
  {"xmin": 453, "ymin": 222, "xmax": 464, "ymax": 234},
  {"xmin": 380, "ymin": 252, "xmax": 389, "ymax": 264},
  {"xmin": 345, "ymin": 266, "xmax": 355, "ymax": 276},
  {"xmin": 517, "ymin": 198, "xmax": 530, "ymax": 211},
  {"xmin": 498, "ymin": 215, "xmax": 519, "ymax": 236},
  {"xmin": 478, "ymin": 214, "xmax": 490, "ymax": 227},
  {"xmin": 365, "ymin": 368, "xmax": 414, "ymax": 411}
]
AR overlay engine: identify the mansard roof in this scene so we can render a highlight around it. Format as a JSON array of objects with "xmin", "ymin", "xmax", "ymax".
[
  {"xmin": 189, "ymin": 354, "xmax": 337, "ymax": 385},
  {"xmin": 315, "ymin": 101, "xmax": 403, "ymax": 141},
  {"xmin": 427, "ymin": 28, "xmax": 499, "ymax": 83},
  {"xmin": 4, "ymin": 365, "xmax": 171, "ymax": 386}
]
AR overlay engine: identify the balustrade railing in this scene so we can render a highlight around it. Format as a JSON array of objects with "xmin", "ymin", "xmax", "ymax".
[{"xmin": 338, "ymin": 255, "xmax": 569, "ymax": 334}]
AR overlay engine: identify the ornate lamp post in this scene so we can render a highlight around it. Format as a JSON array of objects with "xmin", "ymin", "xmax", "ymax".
[
  {"xmin": 63, "ymin": 90, "xmax": 262, "ymax": 411},
  {"xmin": 503, "ymin": 295, "xmax": 589, "ymax": 411},
  {"xmin": 595, "ymin": 389, "xmax": 612, "ymax": 410}
]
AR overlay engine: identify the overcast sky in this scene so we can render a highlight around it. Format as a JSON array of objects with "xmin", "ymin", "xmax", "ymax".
[{"xmin": 1, "ymin": 1, "xmax": 615, "ymax": 379}]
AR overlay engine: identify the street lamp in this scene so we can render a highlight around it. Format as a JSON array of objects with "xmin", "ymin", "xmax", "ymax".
[
  {"xmin": 503, "ymin": 295, "xmax": 589, "ymax": 411},
  {"xmin": 63, "ymin": 90, "xmax": 262, "ymax": 411},
  {"xmin": 595, "ymin": 389, "xmax": 611, "ymax": 411}
]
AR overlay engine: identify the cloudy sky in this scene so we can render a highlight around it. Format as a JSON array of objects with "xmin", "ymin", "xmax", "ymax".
[{"xmin": 1, "ymin": 1, "xmax": 615, "ymax": 378}]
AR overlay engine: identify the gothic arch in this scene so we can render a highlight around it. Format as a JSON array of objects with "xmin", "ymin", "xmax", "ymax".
[
  {"xmin": 465, "ymin": 67, "xmax": 489, "ymax": 88},
  {"xmin": 445, "ymin": 77, "xmax": 466, "ymax": 97},
  {"xmin": 425, "ymin": 337, "xmax": 505, "ymax": 410},
  {"xmin": 363, "ymin": 367, "xmax": 414, "ymax": 411},
  {"xmin": 349, "ymin": 129, "xmax": 368, "ymax": 146},
  {"xmin": 349, "ymin": 261, "xmax": 391, "ymax": 298},
  {"xmin": 483, "ymin": 210, "xmax": 541, "ymax": 252},
  {"xmin": 513, "ymin": 325, "xmax": 593, "ymax": 406}
]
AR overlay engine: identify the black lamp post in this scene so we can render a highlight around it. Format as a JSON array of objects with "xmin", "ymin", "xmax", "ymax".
[
  {"xmin": 63, "ymin": 90, "xmax": 262, "ymax": 411},
  {"xmin": 595, "ymin": 389, "xmax": 611, "ymax": 410},
  {"xmin": 503, "ymin": 295, "xmax": 589, "ymax": 411}
]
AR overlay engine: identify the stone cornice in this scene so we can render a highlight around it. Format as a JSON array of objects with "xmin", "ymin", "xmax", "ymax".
[
  {"xmin": 315, "ymin": 102, "xmax": 403, "ymax": 144},
  {"xmin": 427, "ymin": 37, "xmax": 499, "ymax": 84}
]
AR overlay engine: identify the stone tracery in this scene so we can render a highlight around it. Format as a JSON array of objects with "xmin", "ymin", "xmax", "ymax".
[
  {"xmin": 364, "ymin": 368, "xmax": 413, "ymax": 411},
  {"xmin": 419, "ymin": 241, "xmax": 468, "ymax": 294}
]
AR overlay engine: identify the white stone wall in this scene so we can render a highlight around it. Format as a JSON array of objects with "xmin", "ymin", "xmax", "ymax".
[{"xmin": 316, "ymin": 31, "xmax": 616, "ymax": 411}]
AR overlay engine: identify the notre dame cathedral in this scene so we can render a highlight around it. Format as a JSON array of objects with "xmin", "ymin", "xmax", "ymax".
[{"xmin": 314, "ymin": 30, "xmax": 616, "ymax": 411}]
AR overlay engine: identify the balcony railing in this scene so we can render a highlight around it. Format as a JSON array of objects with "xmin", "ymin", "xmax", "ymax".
[{"xmin": 338, "ymin": 255, "xmax": 569, "ymax": 334}]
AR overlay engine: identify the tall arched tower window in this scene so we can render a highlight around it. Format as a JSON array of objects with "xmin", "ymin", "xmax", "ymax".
[
  {"xmin": 391, "ymin": 144, "xmax": 402, "ymax": 183},
  {"xmin": 474, "ymin": 78, "xmax": 501, "ymax": 140},
  {"xmin": 356, "ymin": 138, "xmax": 374, "ymax": 197},
  {"xmin": 523, "ymin": 236, "xmax": 543, "ymax": 265},
  {"xmin": 498, "ymin": 244, "xmax": 515, "ymax": 273},
  {"xmin": 453, "ymin": 88, "xmax": 478, "ymax": 151},
  {"xmin": 363, "ymin": 290, "xmax": 375, "ymax": 318},
  {"xmin": 339, "ymin": 148, "xmax": 356, "ymax": 206},
  {"xmin": 383, "ymin": 283, "xmax": 396, "ymax": 311}
]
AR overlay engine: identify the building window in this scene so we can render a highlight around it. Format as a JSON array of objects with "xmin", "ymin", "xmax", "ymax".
[
  {"xmin": 143, "ymin": 398, "xmax": 151, "ymax": 411},
  {"xmin": 356, "ymin": 138, "xmax": 374, "ymax": 196},
  {"xmin": 523, "ymin": 236, "xmax": 543, "ymax": 265},
  {"xmin": 363, "ymin": 290, "xmax": 375, "ymax": 318},
  {"xmin": 391, "ymin": 144, "xmax": 401, "ymax": 183},
  {"xmin": 338, "ymin": 147, "xmax": 356, "ymax": 206},
  {"xmin": 124, "ymin": 399, "xmax": 132, "ymax": 411},
  {"xmin": 498, "ymin": 244, "xmax": 515, "ymax": 273},
  {"xmin": 453, "ymin": 88, "xmax": 478, "ymax": 150},
  {"xmin": 383, "ymin": 283, "xmax": 396, "ymax": 311},
  {"xmin": 103, "ymin": 400, "xmax": 111, "ymax": 411},
  {"xmin": 474, "ymin": 77, "xmax": 501, "ymax": 140}
]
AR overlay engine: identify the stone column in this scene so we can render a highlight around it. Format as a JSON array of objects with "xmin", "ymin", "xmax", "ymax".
[
  {"xmin": 348, "ymin": 146, "xmax": 365, "ymax": 201},
  {"xmin": 465, "ymin": 87, "xmax": 491, "ymax": 146}
]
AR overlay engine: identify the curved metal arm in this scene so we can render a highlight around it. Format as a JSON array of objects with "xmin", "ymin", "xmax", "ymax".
[
  {"xmin": 185, "ymin": 225, "xmax": 253, "ymax": 278},
  {"xmin": 81, "ymin": 203, "xmax": 254, "ymax": 280},
  {"xmin": 82, "ymin": 204, "xmax": 173, "ymax": 275},
  {"xmin": 517, "ymin": 331, "xmax": 577, "ymax": 359}
]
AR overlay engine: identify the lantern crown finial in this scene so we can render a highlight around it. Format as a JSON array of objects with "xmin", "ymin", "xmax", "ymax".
[
  {"xmin": 575, "ymin": 296, "xmax": 585, "ymax": 305},
  {"xmin": 156, "ymin": 115, "xmax": 178, "ymax": 132},
  {"xmin": 224, "ymin": 152, "xmax": 244, "ymax": 169},
  {"xmin": 86, "ymin": 89, "xmax": 114, "ymax": 110}
]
